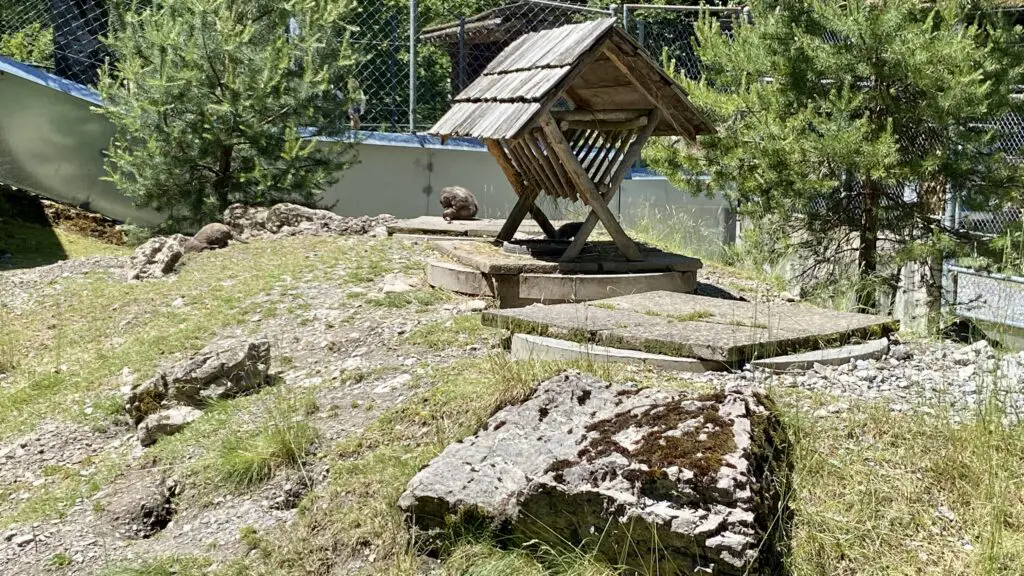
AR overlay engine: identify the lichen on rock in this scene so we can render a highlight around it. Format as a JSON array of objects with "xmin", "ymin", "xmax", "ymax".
[{"xmin": 398, "ymin": 371, "xmax": 791, "ymax": 575}]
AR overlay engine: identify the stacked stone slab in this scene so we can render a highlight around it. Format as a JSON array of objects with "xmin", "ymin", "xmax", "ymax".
[
  {"xmin": 123, "ymin": 337, "xmax": 273, "ymax": 445},
  {"xmin": 398, "ymin": 372, "xmax": 790, "ymax": 575}
]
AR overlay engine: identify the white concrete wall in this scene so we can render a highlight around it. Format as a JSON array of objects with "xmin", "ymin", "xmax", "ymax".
[{"xmin": 322, "ymin": 133, "xmax": 732, "ymax": 245}]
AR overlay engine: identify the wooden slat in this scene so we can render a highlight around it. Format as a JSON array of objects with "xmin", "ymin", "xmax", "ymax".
[
  {"xmin": 571, "ymin": 57, "xmax": 632, "ymax": 90},
  {"xmin": 485, "ymin": 139, "xmax": 556, "ymax": 239},
  {"xmin": 534, "ymin": 128, "xmax": 577, "ymax": 202},
  {"xmin": 594, "ymin": 130, "xmax": 635, "ymax": 186},
  {"xmin": 577, "ymin": 130, "xmax": 604, "ymax": 171},
  {"xmin": 561, "ymin": 109, "xmax": 662, "ymax": 261},
  {"xmin": 515, "ymin": 138, "xmax": 564, "ymax": 200},
  {"xmin": 538, "ymin": 113, "xmax": 642, "ymax": 262},
  {"xmin": 559, "ymin": 117, "xmax": 648, "ymax": 131},
  {"xmin": 506, "ymin": 24, "xmax": 618, "ymax": 140},
  {"xmin": 508, "ymin": 141, "xmax": 550, "ymax": 199},
  {"xmin": 528, "ymin": 131, "xmax": 575, "ymax": 201},
  {"xmin": 590, "ymin": 130, "xmax": 631, "ymax": 184},
  {"xmin": 602, "ymin": 42, "xmax": 695, "ymax": 141},
  {"xmin": 570, "ymin": 86, "xmax": 653, "ymax": 110},
  {"xmin": 581, "ymin": 131, "xmax": 613, "ymax": 173},
  {"xmin": 608, "ymin": 32, "xmax": 715, "ymax": 136},
  {"xmin": 583, "ymin": 131, "xmax": 618, "ymax": 181},
  {"xmin": 552, "ymin": 109, "xmax": 649, "ymax": 122}
]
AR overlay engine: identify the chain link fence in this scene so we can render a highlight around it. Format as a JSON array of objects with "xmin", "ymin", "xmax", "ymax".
[{"xmin": 0, "ymin": 0, "xmax": 119, "ymax": 85}]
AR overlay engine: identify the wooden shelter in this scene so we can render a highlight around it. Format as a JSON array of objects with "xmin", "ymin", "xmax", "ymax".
[{"xmin": 429, "ymin": 18, "xmax": 715, "ymax": 263}]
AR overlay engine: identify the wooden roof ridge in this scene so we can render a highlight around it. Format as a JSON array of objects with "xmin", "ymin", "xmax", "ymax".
[{"xmin": 429, "ymin": 18, "xmax": 715, "ymax": 142}]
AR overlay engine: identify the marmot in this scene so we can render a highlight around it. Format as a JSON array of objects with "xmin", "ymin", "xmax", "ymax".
[{"xmin": 440, "ymin": 186, "xmax": 478, "ymax": 221}]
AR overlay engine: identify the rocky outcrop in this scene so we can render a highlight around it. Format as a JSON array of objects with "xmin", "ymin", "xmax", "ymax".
[
  {"xmin": 99, "ymin": 470, "xmax": 179, "ymax": 539},
  {"xmin": 398, "ymin": 372, "xmax": 790, "ymax": 575},
  {"xmin": 223, "ymin": 203, "xmax": 395, "ymax": 239},
  {"xmin": 124, "ymin": 337, "xmax": 273, "ymax": 446},
  {"xmin": 129, "ymin": 235, "xmax": 189, "ymax": 280}
]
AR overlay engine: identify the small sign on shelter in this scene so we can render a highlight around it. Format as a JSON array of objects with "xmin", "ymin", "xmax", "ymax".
[{"xmin": 429, "ymin": 18, "xmax": 715, "ymax": 262}]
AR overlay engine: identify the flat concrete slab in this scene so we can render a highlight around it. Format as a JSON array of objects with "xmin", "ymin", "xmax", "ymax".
[
  {"xmin": 388, "ymin": 216, "xmax": 564, "ymax": 238},
  {"xmin": 511, "ymin": 333, "xmax": 726, "ymax": 372},
  {"xmin": 519, "ymin": 271, "xmax": 695, "ymax": 301},
  {"xmin": 433, "ymin": 240, "xmax": 703, "ymax": 275},
  {"xmin": 483, "ymin": 291, "xmax": 898, "ymax": 364},
  {"xmin": 750, "ymin": 338, "xmax": 890, "ymax": 372}
]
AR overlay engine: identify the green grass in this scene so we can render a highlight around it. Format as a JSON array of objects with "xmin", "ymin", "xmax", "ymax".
[
  {"xmin": 404, "ymin": 313, "xmax": 499, "ymax": 351},
  {"xmin": 47, "ymin": 552, "xmax": 72, "ymax": 569},
  {"xmin": 782, "ymin": 386, "xmax": 1024, "ymax": 575},
  {"xmin": 206, "ymin": 401, "xmax": 320, "ymax": 491},
  {"xmin": 366, "ymin": 288, "xmax": 452, "ymax": 309},
  {"xmin": 0, "ymin": 236, "xmax": 422, "ymax": 440},
  {"xmin": 0, "ymin": 219, "xmax": 129, "ymax": 269},
  {"xmin": 2, "ymin": 456, "xmax": 121, "ymax": 528},
  {"xmin": 100, "ymin": 556, "xmax": 232, "ymax": 576},
  {"xmin": 142, "ymin": 388, "xmax": 319, "ymax": 495}
]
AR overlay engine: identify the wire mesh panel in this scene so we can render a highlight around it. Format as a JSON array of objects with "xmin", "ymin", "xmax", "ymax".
[
  {"xmin": 0, "ymin": 0, "xmax": 121, "ymax": 85},
  {"xmin": 343, "ymin": 2, "xmax": 410, "ymax": 132},
  {"xmin": 622, "ymin": 4, "xmax": 744, "ymax": 80}
]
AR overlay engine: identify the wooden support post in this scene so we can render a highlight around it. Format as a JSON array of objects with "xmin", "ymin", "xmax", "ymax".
[
  {"xmin": 485, "ymin": 139, "xmax": 556, "ymax": 239},
  {"xmin": 560, "ymin": 109, "xmax": 662, "ymax": 261},
  {"xmin": 538, "ymin": 113, "xmax": 642, "ymax": 262},
  {"xmin": 495, "ymin": 185, "xmax": 540, "ymax": 243}
]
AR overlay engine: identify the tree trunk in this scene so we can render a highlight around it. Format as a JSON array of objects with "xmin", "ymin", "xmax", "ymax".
[
  {"xmin": 213, "ymin": 144, "xmax": 234, "ymax": 213},
  {"xmin": 920, "ymin": 177, "xmax": 948, "ymax": 332},
  {"xmin": 856, "ymin": 177, "xmax": 881, "ymax": 312}
]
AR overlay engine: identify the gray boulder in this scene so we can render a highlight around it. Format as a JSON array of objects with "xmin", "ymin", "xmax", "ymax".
[
  {"xmin": 137, "ymin": 406, "xmax": 203, "ymax": 446},
  {"xmin": 125, "ymin": 337, "xmax": 273, "ymax": 443},
  {"xmin": 223, "ymin": 204, "xmax": 270, "ymax": 239},
  {"xmin": 398, "ymin": 372, "xmax": 789, "ymax": 575},
  {"xmin": 99, "ymin": 470, "xmax": 179, "ymax": 538},
  {"xmin": 129, "ymin": 235, "xmax": 189, "ymax": 280},
  {"xmin": 223, "ymin": 202, "xmax": 396, "ymax": 238}
]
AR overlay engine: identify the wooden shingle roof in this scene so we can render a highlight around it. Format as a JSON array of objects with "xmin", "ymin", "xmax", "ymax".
[{"xmin": 430, "ymin": 18, "xmax": 715, "ymax": 142}]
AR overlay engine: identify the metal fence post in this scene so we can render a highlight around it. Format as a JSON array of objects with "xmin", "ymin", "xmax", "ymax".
[
  {"xmin": 458, "ymin": 16, "xmax": 466, "ymax": 93},
  {"xmin": 408, "ymin": 0, "xmax": 417, "ymax": 133}
]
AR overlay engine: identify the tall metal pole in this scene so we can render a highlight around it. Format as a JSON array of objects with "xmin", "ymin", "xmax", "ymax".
[
  {"xmin": 458, "ymin": 16, "xmax": 466, "ymax": 93},
  {"xmin": 409, "ymin": 0, "xmax": 417, "ymax": 133}
]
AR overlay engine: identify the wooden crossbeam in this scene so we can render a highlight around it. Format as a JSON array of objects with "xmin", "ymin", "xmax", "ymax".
[
  {"xmin": 538, "ymin": 113, "xmax": 642, "ymax": 262},
  {"xmin": 552, "ymin": 109, "xmax": 648, "ymax": 123},
  {"xmin": 602, "ymin": 42, "xmax": 695, "ymax": 142},
  {"xmin": 485, "ymin": 139, "xmax": 556, "ymax": 240},
  {"xmin": 561, "ymin": 109, "xmax": 663, "ymax": 261},
  {"xmin": 558, "ymin": 117, "xmax": 648, "ymax": 132}
]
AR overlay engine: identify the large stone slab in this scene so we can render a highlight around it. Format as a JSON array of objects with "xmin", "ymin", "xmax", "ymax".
[
  {"xmin": 388, "ymin": 216, "xmax": 563, "ymax": 238},
  {"xmin": 751, "ymin": 338, "xmax": 890, "ymax": 372},
  {"xmin": 511, "ymin": 334, "xmax": 726, "ymax": 372},
  {"xmin": 483, "ymin": 291, "xmax": 898, "ymax": 364},
  {"xmin": 433, "ymin": 240, "xmax": 703, "ymax": 275},
  {"xmin": 398, "ymin": 372, "xmax": 789, "ymax": 575}
]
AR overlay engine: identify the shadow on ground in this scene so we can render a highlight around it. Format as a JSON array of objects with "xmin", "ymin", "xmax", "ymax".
[
  {"xmin": 0, "ymin": 187, "xmax": 68, "ymax": 270},
  {"xmin": 693, "ymin": 281, "xmax": 746, "ymax": 301}
]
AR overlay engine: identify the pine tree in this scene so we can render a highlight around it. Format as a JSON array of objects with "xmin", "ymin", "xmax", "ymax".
[
  {"xmin": 646, "ymin": 0, "xmax": 1024, "ymax": 318},
  {"xmin": 98, "ymin": 0, "xmax": 358, "ymax": 229}
]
